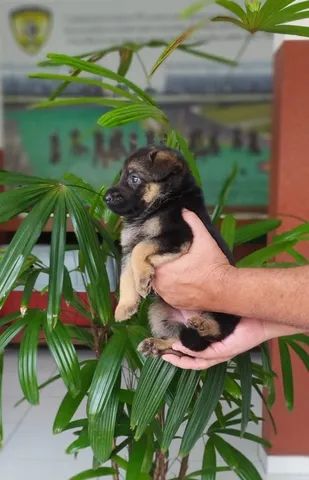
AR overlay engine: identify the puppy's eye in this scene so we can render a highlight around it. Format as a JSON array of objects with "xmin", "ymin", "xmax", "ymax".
[{"xmin": 128, "ymin": 173, "xmax": 142, "ymax": 187}]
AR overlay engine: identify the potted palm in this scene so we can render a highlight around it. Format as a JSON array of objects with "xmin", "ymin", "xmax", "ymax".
[{"xmin": 0, "ymin": 1, "xmax": 309, "ymax": 478}]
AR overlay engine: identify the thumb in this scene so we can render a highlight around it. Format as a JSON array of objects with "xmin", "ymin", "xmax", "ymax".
[{"xmin": 182, "ymin": 209, "xmax": 212, "ymax": 239}]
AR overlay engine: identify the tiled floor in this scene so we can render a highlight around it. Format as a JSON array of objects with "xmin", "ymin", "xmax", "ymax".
[{"xmin": 0, "ymin": 348, "xmax": 306, "ymax": 480}]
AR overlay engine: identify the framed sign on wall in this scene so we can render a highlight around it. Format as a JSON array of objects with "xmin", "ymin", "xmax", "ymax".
[{"xmin": 1, "ymin": 0, "xmax": 273, "ymax": 211}]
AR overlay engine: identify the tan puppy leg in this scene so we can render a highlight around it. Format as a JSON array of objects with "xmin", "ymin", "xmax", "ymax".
[
  {"xmin": 131, "ymin": 241, "xmax": 190, "ymax": 298},
  {"xmin": 115, "ymin": 258, "xmax": 140, "ymax": 322},
  {"xmin": 131, "ymin": 241, "xmax": 158, "ymax": 298}
]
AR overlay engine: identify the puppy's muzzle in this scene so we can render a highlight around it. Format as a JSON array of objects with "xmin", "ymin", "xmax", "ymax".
[{"xmin": 105, "ymin": 188, "xmax": 123, "ymax": 207}]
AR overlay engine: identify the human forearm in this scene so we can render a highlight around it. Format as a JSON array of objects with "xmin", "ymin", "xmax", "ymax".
[{"xmin": 216, "ymin": 266, "xmax": 309, "ymax": 329}]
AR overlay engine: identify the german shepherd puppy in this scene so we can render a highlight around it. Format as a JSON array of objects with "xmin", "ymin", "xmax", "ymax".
[{"xmin": 105, "ymin": 146, "xmax": 239, "ymax": 357}]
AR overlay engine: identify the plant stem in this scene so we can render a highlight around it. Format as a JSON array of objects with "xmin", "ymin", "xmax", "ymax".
[
  {"xmin": 111, "ymin": 458, "xmax": 120, "ymax": 480},
  {"xmin": 154, "ymin": 451, "xmax": 167, "ymax": 480},
  {"xmin": 178, "ymin": 455, "xmax": 189, "ymax": 479}
]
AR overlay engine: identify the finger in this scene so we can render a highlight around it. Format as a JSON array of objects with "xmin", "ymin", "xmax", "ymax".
[
  {"xmin": 161, "ymin": 354, "xmax": 221, "ymax": 370},
  {"xmin": 172, "ymin": 341, "xmax": 229, "ymax": 361}
]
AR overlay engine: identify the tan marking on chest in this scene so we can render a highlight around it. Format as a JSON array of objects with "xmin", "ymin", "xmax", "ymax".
[
  {"xmin": 143, "ymin": 183, "xmax": 160, "ymax": 203},
  {"xmin": 121, "ymin": 225, "xmax": 140, "ymax": 248},
  {"xmin": 142, "ymin": 216, "xmax": 161, "ymax": 238}
]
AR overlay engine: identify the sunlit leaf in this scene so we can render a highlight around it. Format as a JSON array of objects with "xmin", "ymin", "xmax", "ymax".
[
  {"xmin": 98, "ymin": 103, "xmax": 168, "ymax": 128},
  {"xmin": 30, "ymin": 72, "xmax": 139, "ymax": 101},
  {"xmin": 45, "ymin": 53, "xmax": 155, "ymax": 105},
  {"xmin": 150, "ymin": 21, "xmax": 205, "ymax": 76}
]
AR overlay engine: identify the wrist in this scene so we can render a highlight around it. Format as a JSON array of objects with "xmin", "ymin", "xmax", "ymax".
[
  {"xmin": 207, "ymin": 264, "xmax": 237, "ymax": 312},
  {"xmin": 263, "ymin": 320, "xmax": 307, "ymax": 341}
]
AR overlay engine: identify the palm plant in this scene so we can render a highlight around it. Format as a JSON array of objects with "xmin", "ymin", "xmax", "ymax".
[{"xmin": 1, "ymin": 1, "xmax": 309, "ymax": 479}]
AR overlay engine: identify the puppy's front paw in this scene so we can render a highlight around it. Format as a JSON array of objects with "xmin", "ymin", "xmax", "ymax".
[
  {"xmin": 114, "ymin": 302, "xmax": 139, "ymax": 322},
  {"xmin": 136, "ymin": 273, "xmax": 153, "ymax": 298}
]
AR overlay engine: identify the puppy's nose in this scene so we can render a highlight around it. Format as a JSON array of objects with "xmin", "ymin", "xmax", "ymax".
[{"xmin": 105, "ymin": 189, "xmax": 123, "ymax": 205}]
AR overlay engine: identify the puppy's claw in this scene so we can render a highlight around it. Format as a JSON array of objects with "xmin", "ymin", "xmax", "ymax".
[{"xmin": 115, "ymin": 302, "xmax": 138, "ymax": 322}]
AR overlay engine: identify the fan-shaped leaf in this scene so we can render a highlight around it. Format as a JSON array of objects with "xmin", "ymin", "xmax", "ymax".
[
  {"xmin": 0, "ymin": 170, "xmax": 57, "ymax": 186},
  {"xmin": 47, "ymin": 194, "xmax": 67, "ymax": 328},
  {"xmin": 288, "ymin": 340, "xmax": 309, "ymax": 371},
  {"xmin": 98, "ymin": 103, "xmax": 168, "ymax": 128},
  {"xmin": 69, "ymin": 468, "xmax": 115, "ymax": 480},
  {"xmin": 213, "ymin": 434, "xmax": 262, "ymax": 480},
  {"xmin": 235, "ymin": 219, "xmax": 281, "ymax": 246},
  {"xmin": 89, "ymin": 381, "xmax": 119, "ymax": 462},
  {"xmin": 202, "ymin": 437, "xmax": 216, "ymax": 480},
  {"xmin": 131, "ymin": 357, "xmax": 176, "ymax": 440},
  {"xmin": 0, "ymin": 190, "xmax": 57, "ymax": 302},
  {"xmin": 237, "ymin": 239, "xmax": 297, "ymax": 267},
  {"xmin": 278, "ymin": 338, "xmax": 293, "ymax": 410},
  {"xmin": 66, "ymin": 188, "xmax": 112, "ymax": 324},
  {"xmin": 162, "ymin": 369, "xmax": 199, "ymax": 451},
  {"xmin": 150, "ymin": 21, "xmax": 205, "ymax": 76},
  {"xmin": 88, "ymin": 331, "xmax": 127, "ymax": 416},
  {"xmin": 29, "ymin": 72, "xmax": 139, "ymax": 101},
  {"xmin": 221, "ymin": 214, "xmax": 236, "ymax": 250},
  {"xmin": 18, "ymin": 310, "xmax": 43, "ymax": 405},
  {"xmin": 44, "ymin": 320, "xmax": 81, "ymax": 397},
  {"xmin": 53, "ymin": 360, "xmax": 96, "ymax": 433},
  {"xmin": 236, "ymin": 352, "xmax": 252, "ymax": 434},
  {"xmin": 0, "ymin": 353, "xmax": 3, "ymax": 446},
  {"xmin": 180, "ymin": 363, "xmax": 226, "ymax": 455},
  {"xmin": 0, "ymin": 317, "xmax": 27, "ymax": 352},
  {"xmin": 45, "ymin": 53, "xmax": 155, "ymax": 105},
  {"xmin": 0, "ymin": 185, "xmax": 51, "ymax": 223},
  {"xmin": 20, "ymin": 270, "xmax": 41, "ymax": 316}
]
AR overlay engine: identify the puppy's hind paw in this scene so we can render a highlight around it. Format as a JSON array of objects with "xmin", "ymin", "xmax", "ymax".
[{"xmin": 137, "ymin": 338, "xmax": 160, "ymax": 357}]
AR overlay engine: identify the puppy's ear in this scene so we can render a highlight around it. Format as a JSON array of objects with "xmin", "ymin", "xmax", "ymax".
[
  {"xmin": 148, "ymin": 149, "xmax": 159, "ymax": 163},
  {"xmin": 155, "ymin": 150, "xmax": 184, "ymax": 174}
]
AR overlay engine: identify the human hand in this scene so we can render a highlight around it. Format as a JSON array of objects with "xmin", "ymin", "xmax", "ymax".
[
  {"xmin": 153, "ymin": 210, "xmax": 233, "ymax": 311},
  {"xmin": 161, "ymin": 318, "xmax": 302, "ymax": 370}
]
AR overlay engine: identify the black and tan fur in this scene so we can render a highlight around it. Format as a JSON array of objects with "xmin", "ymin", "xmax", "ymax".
[{"xmin": 105, "ymin": 146, "xmax": 239, "ymax": 357}]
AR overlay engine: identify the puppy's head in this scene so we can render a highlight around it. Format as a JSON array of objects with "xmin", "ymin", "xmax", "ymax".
[{"xmin": 105, "ymin": 145, "xmax": 189, "ymax": 218}]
